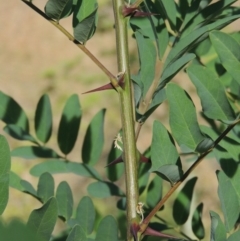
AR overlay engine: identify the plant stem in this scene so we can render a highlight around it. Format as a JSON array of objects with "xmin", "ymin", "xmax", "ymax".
[
  {"xmin": 21, "ymin": 0, "xmax": 119, "ymax": 88},
  {"xmin": 112, "ymin": 0, "xmax": 139, "ymax": 240}
]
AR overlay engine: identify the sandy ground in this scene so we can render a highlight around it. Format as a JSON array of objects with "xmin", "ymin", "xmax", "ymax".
[{"xmin": 1, "ymin": 0, "xmax": 240, "ymax": 240}]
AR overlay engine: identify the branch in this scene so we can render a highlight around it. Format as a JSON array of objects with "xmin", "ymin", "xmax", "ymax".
[
  {"xmin": 21, "ymin": 0, "xmax": 120, "ymax": 89},
  {"xmin": 140, "ymin": 118, "xmax": 240, "ymax": 233}
]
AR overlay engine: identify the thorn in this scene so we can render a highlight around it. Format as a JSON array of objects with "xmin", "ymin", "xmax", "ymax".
[
  {"xmin": 140, "ymin": 155, "xmax": 151, "ymax": 163},
  {"xmin": 122, "ymin": 5, "xmax": 158, "ymax": 18},
  {"xmin": 130, "ymin": 221, "xmax": 140, "ymax": 241},
  {"xmin": 105, "ymin": 156, "xmax": 123, "ymax": 167},
  {"xmin": 82, "ymin": 72, "xmax": 125, "ymax": 94},
  {"xmin": 82, "ymin": 82, "xmax": 114, "ymax": 94},
  {"xmin": 143, "ymin": 226, "xmax": 180, "ymax": 239}
]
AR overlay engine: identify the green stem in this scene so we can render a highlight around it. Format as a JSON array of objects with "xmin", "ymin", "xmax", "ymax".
[{"xmin": 112, "ymin": 0, "xmax": 139, "ymax": 240}]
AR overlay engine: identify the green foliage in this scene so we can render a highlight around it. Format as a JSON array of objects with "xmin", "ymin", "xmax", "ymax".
[
  {"xmin": 35, "ymin": 94, "xmax": 52, "ymax": 144},
  {"xmin": 27, "ymin": 197, "xmax": 58, "ymax": 241},
  {"xmin": 82, "ymin": 109, "xmax": 105, "ymax": 166},
  {"xmin": 1, "ymin": 0, "xmax": 240, "ymax": 240},
  {"xmin": 57, "ymin": 94, "xmax": 81, "ymax": 155},
  {"xmin": 0, "ymin": 135, "xmax": 11, "ymax": 214}
]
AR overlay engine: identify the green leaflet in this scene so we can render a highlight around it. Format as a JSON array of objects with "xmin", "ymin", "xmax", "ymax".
[
  {"xmin": 158, "ymin": 0, "xmax": 177, "ymax": 27},
  {"xmin": 136, "ymin": 88, "xmax": 167, "ymax": 123},
  {"xmin": 30, "ymin": 160, "xmax": 102, "ymax": 180},
  {"xmin": 57, "ymin": 94, "xmax": 81, "ymax": 155},
  {"xmin": 4, "ymin": 124, "xmax": 38, "ymax": 145},
  {"xmin": 187, "ymin": 64, "xmax": 235, "ymax": 122},
  {"xmin": 11, "ymin": 146, "xmax": 60, "ymax": 159},
  {"xmin": 192, "ymin": 203, "xmax": 205, "ymax": 240},
  {"xmin": 164, "ymin": 15, "xmax": 240, "ymax": 69},
  {"xmin": 0, "ymin": 219, "xmax": 44, "ymax": 241},
  {"xmin": 132, "ymin": 31, "xmax": 156, "ymax": 98},
  {"xmin": 217, "ymin": 171, "xmax": 239, "ymax": 232},
  {"xmin": 37, "ymin": 172, "xmax": 55, "ymax": 204},
  {"xmin": 45, "ymin": 0, "xmax": 73, "ymax": 21},
  {"xmin": 212, "ymin": 147, "xmax": 240, "ymax": 208},
  {"xmin": 95, "ymin": 216, "xmax": 119, "ymax": 241},
  {"xmin": 157, "ymin": 53, "xmax": 195, "ymax": 91},
  {"xmin": 9, "ymin": 171, "xmax": 24, "ymax": 192},
  {"xmin": 76, "ymin": 196, "xmax": 95, "ymax": 235},
  {"xmin": 155, "ymin": 164, "xmax": 183, "ymax": 184},
  {"xmin": 228, "ymin": 230, "xmax": 240, "ymax": 241},
  {"xmin": 82, "ymin": 109, "xmax": 105, "ymax": 166},
  {"xmin": 150, "ymin": 121, "xmax": 178, "ymax": 167},
  {"xmin": 201, "ymin": 125, "xmax": 240, "ymax": 161},
  {"xmin": 138, "ymin": 162, "xmax": 150, "ymax": 195},
  {"xmin": 181, "ymin": 0, "xmax": 237, "ymax": 36},
  {"xmin": 210, "ymin": 211, "xmax": 226, "ymax": 241},
  {"xmin": 87, "ymin": 181, "xmax": 124, "ymax": 198},
  {"xmin": 73, "ymin": 0, "xmax": 98, "ymax": 43},
  {"xmin": 66, "ymin": 225, "xmax": 87, "ymax": 241},
  {"xmin": 130, "ymin": 14, "xmax": 169, "ymax": 60},
  {"xmin": 0, "ymin": 135, "xmax": 11, "ymax": 215},
  {"xmin": 146, "ymin": 175, "xmax": 163, "ymax": 209},
  {"xmin": 172, "ymin": 177, "xmax": 197, "ymax": 225},
  {"xmin": 56, "ymin": 181, "xmax": 73, "ymax": 221},
  {"xmin": 210, "ymin": 31, "xmax": 240, "ymax": 85},
  {"xmin": 20, "ymin": 180, "xmax": 38, "ymax": 198},
  {"xmin": 34, "ymin": 94, "xmax": 52, "ymax": 144},
  {"xmin": 0, "ymin": 91, "xmax": 29, "ymax": 132},
  {"xmin": 27, "ymin": 197, "xmax": 58, "ymax": 241},
  {"xmin": 167, "ymin": 83, "xmax": 205, "ymax": 152}
]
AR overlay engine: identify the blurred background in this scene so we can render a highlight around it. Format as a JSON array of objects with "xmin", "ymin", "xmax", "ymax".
[{"xmin": 0, "ymin": 0, "xmax": 240, "ymax": 240}]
